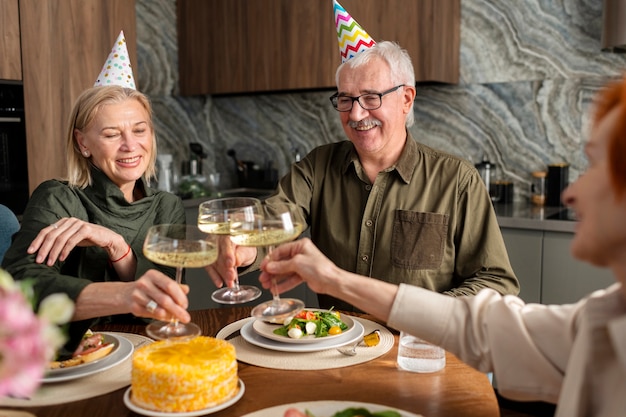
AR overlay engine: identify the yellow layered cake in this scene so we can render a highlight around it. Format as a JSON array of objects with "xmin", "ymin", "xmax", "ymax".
[{"xmin": 131, "ymin": 336, "xmax": 238, "ymax": 412}]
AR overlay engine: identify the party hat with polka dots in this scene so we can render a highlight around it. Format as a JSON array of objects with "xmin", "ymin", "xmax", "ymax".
[
  {"xmin": 333, "ymin": 0, "xmax": 376, "ymax": 63},
  {"xmin": 94, "ymin": 30, "xmax": 136, "ymax": 89}
]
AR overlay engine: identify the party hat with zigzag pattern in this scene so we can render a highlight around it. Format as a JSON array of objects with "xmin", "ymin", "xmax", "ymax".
[{"xmin": 333, "ymin": 0, "xmax": 376, "ymax": 63}]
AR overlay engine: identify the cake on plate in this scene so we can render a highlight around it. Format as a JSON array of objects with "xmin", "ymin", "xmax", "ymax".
[{"xmin": 131, "ymin": 336, "xmax": 238, "ymax": 412}]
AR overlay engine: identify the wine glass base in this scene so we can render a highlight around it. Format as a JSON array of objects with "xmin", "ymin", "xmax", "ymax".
[
  {"xmin": 211, "ymin": 285, "xmax": 262, "ymax": 304},
  {"xmin": 146, "ymin": 321, "xmax": 202, "ymax": 340},
  {"xmin": 251, "ymin": 298, "xmax": 305, "ymax": 322}
]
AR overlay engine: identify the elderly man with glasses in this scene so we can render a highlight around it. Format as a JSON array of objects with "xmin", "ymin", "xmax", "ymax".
[{"xmin": 208, "ymin": 41, "xmax": 519, "ymax": 311}]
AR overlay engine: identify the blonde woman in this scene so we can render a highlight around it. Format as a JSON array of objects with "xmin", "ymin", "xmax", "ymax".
[{"xmin": 2, "ymin": 86, "xmax": 188, "ymax": 355}]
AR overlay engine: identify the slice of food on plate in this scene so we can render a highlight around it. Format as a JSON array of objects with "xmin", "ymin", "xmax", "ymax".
[{"xmin": 49, "ymin": 330, "xmax": 115, "ymax": 369}]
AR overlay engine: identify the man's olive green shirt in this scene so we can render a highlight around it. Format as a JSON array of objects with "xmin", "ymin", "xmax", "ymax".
[{"xmin": 267, "ymin": 133, "xmax": 519, "ymax": 310}]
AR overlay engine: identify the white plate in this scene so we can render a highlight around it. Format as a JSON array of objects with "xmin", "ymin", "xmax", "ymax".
[
  {"xmin": 239, "ymin": 400, "xmax": 423, "ymax": 417},
  {"xmin": 252, "ymin": 310, "xmax": 357, "ymax": 344},
  {"xmin": 41, "ymin": 333, "xmax": 133, "ymax": 383},
  {"xmin": 123, "ymin": 379, "xmax": 245, "ymax": 417},
  {"xmin": 241, "ymin": 318, "xmax": 364, "ymax": 353},
  {"xmin": 45, "ymin": 333, "xmax": 121, "ymax": 376}
]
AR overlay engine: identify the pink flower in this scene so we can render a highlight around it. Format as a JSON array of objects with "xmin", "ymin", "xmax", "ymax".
[{"xmin": 0, "ymin": 270, "xmax": 74, "ymax": 398}]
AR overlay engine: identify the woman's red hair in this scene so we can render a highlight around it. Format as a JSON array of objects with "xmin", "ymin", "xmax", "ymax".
[{"xmin": 592, "ymin": 77, "xmax": 626, "ymax": 198}]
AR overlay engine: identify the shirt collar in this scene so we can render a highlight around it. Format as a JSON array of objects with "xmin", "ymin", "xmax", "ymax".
[
  {"xmin": 342, "ymin": 130, "xmax": 417, "ymax": 184},
  {"xmin": 87, "ymin": 166, "xmax": 154, "ymax": 206}
]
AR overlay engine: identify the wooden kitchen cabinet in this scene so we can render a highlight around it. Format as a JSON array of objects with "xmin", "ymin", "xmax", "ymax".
[
  {"xmin": 19, "ymin": 0, "xmax": 137, "ymax": 192},
  {"xmin": 0, "ymin": 0, "xmax": 22, "ymax": 80},
  {"xmin": 501, "ymin": 227, "xmax": 615, "ymax": 305},
  {"xmin": 177, "ymin": 0, "xmax": 460, "ymax": 95}
]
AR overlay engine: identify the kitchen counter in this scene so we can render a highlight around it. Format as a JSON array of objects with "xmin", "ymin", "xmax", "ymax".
[
  {"xmin": 494, "ymin": 202, "xmax": 577, "ymax": 233},
  {"xmin": 181, "ymin": 187, "xmax": 275, "ymax": 209},
  {"xmin": 183, "ymin": 193, "xmax": 577, "ymax": 233}
]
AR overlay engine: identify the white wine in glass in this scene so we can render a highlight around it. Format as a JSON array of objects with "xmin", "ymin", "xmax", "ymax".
[
  {"xmin": 198, "ymin": 197, "xmax": 263, "ymax": 304},
  {"xmin": 143, "ymin": 224, "xmax": 218, "ymax": 340},
  {"xmin": 230, "ymin": 201, "xmax": 305, "ymax": 322}
]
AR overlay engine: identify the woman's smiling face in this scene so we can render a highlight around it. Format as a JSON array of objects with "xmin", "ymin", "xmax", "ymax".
[{"xmin": 75, "ymin": 99, "xmax": 153, "ymax": 193}]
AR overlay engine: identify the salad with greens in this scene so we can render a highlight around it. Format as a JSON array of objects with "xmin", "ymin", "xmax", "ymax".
[
  {"xmin": 273, "ymin": 309, "xmax": 349, "ymax": 339},
  {"xmin": 305, "ymin": 408, "xmax": 402, "ymax": 417}
]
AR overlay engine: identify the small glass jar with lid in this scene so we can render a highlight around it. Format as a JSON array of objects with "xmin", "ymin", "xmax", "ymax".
[{"xmin": 531, "ymin": 171, "xmax": 547, "ymax": 206}]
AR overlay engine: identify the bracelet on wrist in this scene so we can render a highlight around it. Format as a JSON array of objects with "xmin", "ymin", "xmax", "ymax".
[{"xmin": 110, "ymin": 244, "xmax": 132, "ymax": 263}]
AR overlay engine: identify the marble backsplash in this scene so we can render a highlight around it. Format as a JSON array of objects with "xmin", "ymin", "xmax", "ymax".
[{"xmin": 136, "ymin": 0, "xmax": 626, "ymax": 201}]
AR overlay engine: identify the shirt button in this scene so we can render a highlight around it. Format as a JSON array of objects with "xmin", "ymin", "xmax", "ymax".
[
  {"xmin": 365, "ymin": 185, "xmax": 372, "ymax": 191},
  {"xmin": 361, "ymin": 255, "xmax": 369, "ymax": 262},
  {"xmin": 365, "ymin": 220, "xmax": 373, "ymax": 227}
]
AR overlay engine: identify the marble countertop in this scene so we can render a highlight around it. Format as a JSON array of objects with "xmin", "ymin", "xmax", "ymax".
[{"xmin": 495, "ymin": 202, "xmax": 576, "ymax": 233}]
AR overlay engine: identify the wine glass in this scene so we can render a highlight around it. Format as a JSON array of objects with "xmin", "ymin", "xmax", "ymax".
[
  {"xmin": 143, "ymin": 224, "xmax": 218, "ymax": 340},
  {"xmin": 230, "ymin": 201, "xmax": 305, "ymax": 322},
  {"xmin": 197, "ymin": 197, "xmax": 263, "ymax": 304}
]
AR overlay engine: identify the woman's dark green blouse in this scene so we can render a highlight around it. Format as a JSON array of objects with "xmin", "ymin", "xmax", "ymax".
[{"xmin": 1, "ymin": 168, "xmax": 185, "ymax": 352}]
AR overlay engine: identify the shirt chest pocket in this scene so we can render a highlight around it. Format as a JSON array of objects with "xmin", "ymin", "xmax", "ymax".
[{"xmin": 391, "ymin": 210, "xmax": 449, "ymax": 270}]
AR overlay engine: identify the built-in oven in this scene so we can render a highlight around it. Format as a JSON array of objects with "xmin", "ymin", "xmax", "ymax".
[{"xmin": 0, "ymin": 82, "xmax": 29, "ymax": 216}]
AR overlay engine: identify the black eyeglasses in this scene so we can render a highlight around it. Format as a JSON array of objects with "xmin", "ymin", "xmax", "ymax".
[{"xmin": 329, "ymin": 85, "xmax": 405, "ymax": 112}]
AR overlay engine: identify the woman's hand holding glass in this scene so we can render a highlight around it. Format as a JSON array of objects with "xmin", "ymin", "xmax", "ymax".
[{"xmin": 142, "ymin": 224, "xmax": 218, "ymax": 340}]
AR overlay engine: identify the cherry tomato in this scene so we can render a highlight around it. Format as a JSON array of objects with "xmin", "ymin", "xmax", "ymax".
[
  {"xmin": 295, "ymin": 310, "xmax": 317, "ymax": 321},
  {"xmin": 328, "ymin": 326, "xmax": 342, "ymax": 335}
]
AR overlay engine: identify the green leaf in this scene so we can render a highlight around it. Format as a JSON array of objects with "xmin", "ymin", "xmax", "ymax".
[{"xmin": 331, "ymin": 408, "xmax": 402, "ymax": 417}]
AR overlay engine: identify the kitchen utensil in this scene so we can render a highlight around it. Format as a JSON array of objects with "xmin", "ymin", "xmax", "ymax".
[
  {"xmin": 490, "ymin": 180, "xmax": 514, "ymax": 204},
  {"xmin": 475, "ymin": 156, "xmax": 499, "ymax": 201},
  {"xmin": 337, "ymin": 329, "xmax": 381, "ymax": 356}
]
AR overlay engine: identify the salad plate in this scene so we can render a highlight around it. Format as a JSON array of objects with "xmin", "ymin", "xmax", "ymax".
[
  {"xmin": 239, "ymin": 400, "xmax": 423, "ymax": 417},
  {"xmin": 241, "ymin": 319, "xmax": 364, "ymax": 353},
  {"xmin": 252, "ymin": 309, "xmax": 357, "ymax": 344},
  {"xmin": 41, "ymin": 333, "xmax": 133, "ymax": 383},
  {"xmin": 123, "ymin": 379, "xmax": 245, "ymax": 417}
]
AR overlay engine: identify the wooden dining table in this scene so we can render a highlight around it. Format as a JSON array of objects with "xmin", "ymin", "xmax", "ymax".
[{"xmin": 7, "ymin": 307, "xmax": 499, "ymax": 417}]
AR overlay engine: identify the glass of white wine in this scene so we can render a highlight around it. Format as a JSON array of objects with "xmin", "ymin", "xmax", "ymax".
[
  {"xmin": 197, "ymin": 197, "xmax": 263, "ymax": 304},
  {"xmin": 143, "ymin": 224, "xmax": 218, "ymax": 340},
  {"xmin": 230, "ymin": 201, "xmax": 305, "ymax": 322}
]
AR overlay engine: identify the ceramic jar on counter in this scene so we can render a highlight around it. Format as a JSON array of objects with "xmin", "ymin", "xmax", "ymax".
[{"xmin": 531, "ymin": 170, "xmax": 547, "ymax": 206}]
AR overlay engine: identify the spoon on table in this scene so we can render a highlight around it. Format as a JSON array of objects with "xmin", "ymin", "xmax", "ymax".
[{"xmin": 337, "ymin": 329, "xmax": 381, "ymax": 356}]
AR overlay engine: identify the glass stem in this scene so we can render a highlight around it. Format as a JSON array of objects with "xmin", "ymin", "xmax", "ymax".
[
  {"xmin": 232, "ymin": 275, "xmax": 241, "ymax": 292},
  {"xmin": 231, "ymin": 238, "xmax": 241, "ymax": 292},
  {"xmin": 169, "ymin": 266, "xmax": 183, "ymax": 328},
  {"xmin": 268, "ymin": 245, "xmax": 280, "ymax": 304}
]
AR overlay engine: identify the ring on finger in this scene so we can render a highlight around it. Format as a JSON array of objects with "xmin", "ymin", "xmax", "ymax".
[
  {"xmin": 52, "ymin": 223, "xmax": 59, "ymax": 229},
  {"xmin": 146, "ymin": 299, "xmax": 158, "ymax": 313}
]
